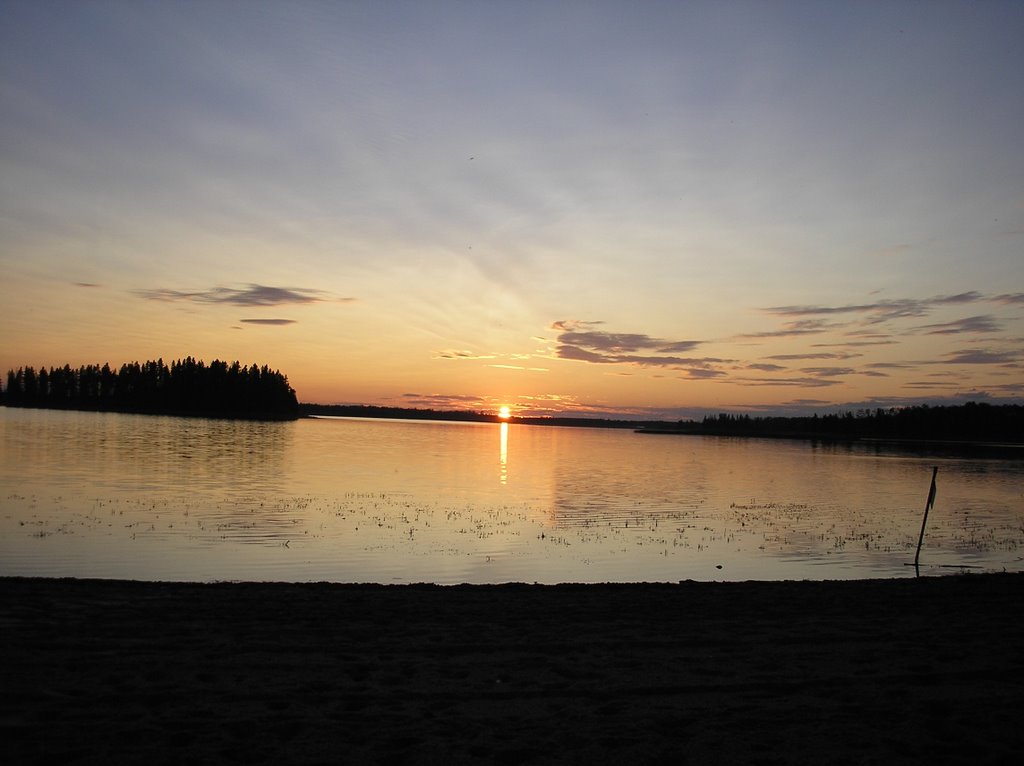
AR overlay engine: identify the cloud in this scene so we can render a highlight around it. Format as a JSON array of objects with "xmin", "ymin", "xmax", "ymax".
[
  {"xmin": 435, "ymin": 349, "xmax": 496, "ymax": 360},
  {"xmin": 239, "ymin": 318, "xmax": 296, "ymax": 326},
  {"xmin": 625, "ymin": 354, "xmax": 731, "ymax": 368},
  {"xmin": 936, "ymin": 292, "xmax": 987, "ymax": 305},
  {"xmin": 763, "ymin": 292, "xmax": 986, "ymax": 324},
  {"xmin": 556, "ymin": 345, "xmax": 610, "ymax": 364},
  {"xmin": 134, "ymin": 283, "xmax": 347, "ymax": 306},
  {"xmin": 915, "ymin": 315, "xmax": 1002, "ymax": 335},
  {"xmin": 732, "ymin": 376, "xmax": 844, "ymax": 388},
  {"xmin": 799, "ymin": 367, "xmax": 856, "ymax": 377},
  {"xmin": 400, "ymin": 393, "xmax": 486, "ymax": 409},
  {"xmin": 74, "ymin": 282, "xmax": 102, "ymax": 288},
  {"xmin": 683, "ymin": 368, "xmax": 727, "ymax": 379},
  {"xmin": 487, "ymin": 364, "xmax": 549, "ymax": 372},
  {"xmin": 843, "ymin": 331, "xmax": 893, "ymax": 340},
  {"xmin": 556, "ymin": 345, "xmax": 730, "ymax": 370},
  {"xmin": 811, "ymin": 340, "xmax": 897, "ymax": 348},
  {"xmin": 554, "ymin": 327, "xmax": 701, "ymax": 354},
  {"xmin": 550, "ymin": 319, "xmax": 603, "ymax": 332},
  {"xmin": 942, "ymin": 349, "xmax": 1019, "ymax": 365},
  {"xmin": 541, "ymin": 291, "xmax": 1022, "ymax": 400},
  {"xmin": 866, "ymin": 362, "xmax": 916, "ymax": 369},
  {"xmin": 765, "ymin": 352, "xmax": 861, "ymax": 361},
  {"xmin": 904, "ymin": 380, "xmax": 960, "ymax": 390},
  {"xmin": 737, "ymin": 319, "xmax": 844, "ymax": 339},
  {"xmin": 746, "ymin": 292, "xmax": 1004, "ymax": 345},
  {"xmin": 552, "ymin": 319, "xmax": 715, "ymax": 370}
]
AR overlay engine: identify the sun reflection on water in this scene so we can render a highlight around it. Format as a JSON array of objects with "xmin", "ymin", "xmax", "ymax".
[
  {"xmin": 3, "ymin": 409, "xmax": 1023, "ymax": 583},
  {"xmin": 499, "ymin": 421, "xmax": 508, "ymax": 485}
]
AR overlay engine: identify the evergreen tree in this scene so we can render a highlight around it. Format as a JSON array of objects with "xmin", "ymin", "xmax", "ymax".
[{"xmin": 2, "ymin": 358, "xmax": 299, "ymax": 419}]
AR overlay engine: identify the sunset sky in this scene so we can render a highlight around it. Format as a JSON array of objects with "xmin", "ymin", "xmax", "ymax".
[{"xmin": 2, "ymin": 1, "xmax": 1022, "ymax": 419}]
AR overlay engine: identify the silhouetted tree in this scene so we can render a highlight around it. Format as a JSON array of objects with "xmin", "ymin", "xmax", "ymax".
[{"xmin": 2, "ymin": 358, "xmax": 299, "ymax": 420}]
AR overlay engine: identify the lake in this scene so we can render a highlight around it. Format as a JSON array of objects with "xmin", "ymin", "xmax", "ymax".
[{"xmin": 1, "ymin": 407, "xmax": 1021, "ymax": 583}]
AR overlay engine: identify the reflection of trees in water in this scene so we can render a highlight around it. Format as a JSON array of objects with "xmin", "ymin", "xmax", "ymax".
[
  {"xmin": 41, "ymin": 410, "xmax": 293, "ymax": 500},
  {"xmin": 164, "ymin": 417, "xmax": 294, "ymax": 492},
  {"xmin": 3, "ymin": 409, "xmax": 288, "ymax": 493},
  {"xmin": 1, "ymin": 409, "xmax": 300, "ymax": 552}
]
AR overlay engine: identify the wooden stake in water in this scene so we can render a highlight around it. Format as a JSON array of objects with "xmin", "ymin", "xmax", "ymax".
[{"xmin": 914, "ymin": 467, "xmax": 939, "ymax": 572}]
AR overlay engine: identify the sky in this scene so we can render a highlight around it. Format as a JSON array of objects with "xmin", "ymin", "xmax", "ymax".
[{"xmin": 2, "ymin": 0, "xmax": 1022, "ymax": 419}]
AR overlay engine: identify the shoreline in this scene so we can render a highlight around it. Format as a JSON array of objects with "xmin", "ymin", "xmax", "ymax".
[
  {"xmin": 4, "ymin": 574, "xmax": 1023, "ymax": 763},
  {"xmin": 7, "ymin": 404, "xmax": 1024, "ymax": 453}
]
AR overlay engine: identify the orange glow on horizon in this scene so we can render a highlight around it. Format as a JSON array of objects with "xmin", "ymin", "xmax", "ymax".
[{"xmin": 498, "ymin": 405, "xmax": 512, "ymax": 419}]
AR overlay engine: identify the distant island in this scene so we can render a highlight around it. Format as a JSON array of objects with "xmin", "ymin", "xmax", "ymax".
[{"xmin": 2, "ymin": 358, "xmax": 299, "ymax": 420}]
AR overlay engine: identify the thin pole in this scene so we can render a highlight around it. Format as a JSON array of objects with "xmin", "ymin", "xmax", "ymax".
[{"xmin": 914, "ymin": 466, "xmax": 938, "ymax": 573}]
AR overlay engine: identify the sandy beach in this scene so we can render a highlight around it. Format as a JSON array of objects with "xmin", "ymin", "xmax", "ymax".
[{"xmin": 2, "ymin": 574, "xmax": 1022, "ymax": 764}]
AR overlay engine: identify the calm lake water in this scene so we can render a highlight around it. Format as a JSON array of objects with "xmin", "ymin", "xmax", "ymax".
[{"xmin": 1, "ymin": 407, "xmax": 1021, "ymax": 583}]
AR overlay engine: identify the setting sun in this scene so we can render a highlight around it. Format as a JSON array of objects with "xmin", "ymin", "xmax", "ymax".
[{"xmin": 498, "ymin": 406, "xmax": 511, "ymax": 420}]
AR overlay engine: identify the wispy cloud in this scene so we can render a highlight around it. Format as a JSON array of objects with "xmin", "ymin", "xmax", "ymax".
[
  {"xmin": 942, "ymin": 349, "xmax": 1019, "ymax": 365},
  {"xmin": 487, "ymin": 364, "xmax": 549, "ymax": 372},
  {"xmin": 765, "ymin": 352, "xmax": 861, "ymax": 361},
  {"xmin": 239, "ymin": 318, "xmax": 296, "ymax": 326},
  {"xmin": 683, "ymin": 368, "xmax": 727, "ymax": 379},
  {"xmin": 914, "ymin": 315, "xmax": 1002, "ymax": 335},
  {"xmin": 799, "ymin": 367, "xmax": 856, "ymax": 377},
  {"xmin": 994, "ymin": 293, "xmax": 1024, "ymax": 304},
  {"xmin": 866, "ymin": 361, "xmax": 917, "ymax": 369},
  {"xmin": 435, "ymin": 349, "xmax": 496, "ymax": 360},
  {"xmin": 763, "ymin": 292, "xmax": 986, "ymax": 324},
  {"xmin": 553, "ymin": 321, "xmax": 702, "ymax": 354},
  {"xmin": 904, "ymin": 380, "xmax": 961, "ymax": 390},
  {"xmin": 737, "ymin": 319, "xmax": 844, "ymax": 339},
  {"xmin": 542, "ymin": 289, "xmax": 1023, "ymax": 398},
  {"xmin": 843, "ymin": 331, "xmax": 893, "ymax": 340},
  {"xmin": 400, "ymin": 393, "xmax": 487, "ymax": 409},
  {"xmin": 732, "ymin": 376, "xmax": 844, "ymax": 388},
  {"xmin": 134, "ymin": 283, "xmax": 348, "ymax": 306},
  {"xmin": 552, "ymin": 319, "xmax": 719, "ymax": 371}
]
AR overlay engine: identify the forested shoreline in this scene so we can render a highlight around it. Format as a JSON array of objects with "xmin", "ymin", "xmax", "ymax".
[
  {"xmin": 302, "ymin": 402, "xmax": 1023, "ymax": 444},
  {"xmin": 643, "ymin": 402, "xmax": 1024, "ymax": 444},
  {"xmin": 2, "ymin": 366, "xmax": 1020, "ymax": 442},
  {"xmin": 2, "ymin": 358, "xmax": 299, "ymax": 420},
  {"xmin": 299, "ymin": 403, "xmax": 652, "ymax": 428}
]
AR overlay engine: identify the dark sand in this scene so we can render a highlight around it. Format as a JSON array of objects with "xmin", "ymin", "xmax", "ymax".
[{"xmin": 2, "ymin": 574, "xmax": 1023, "ymax": 765}]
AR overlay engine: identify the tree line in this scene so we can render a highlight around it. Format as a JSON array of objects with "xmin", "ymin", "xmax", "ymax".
[
  {"xmin": 686, "ymin": 403, "xmax": 1024, "ymax": 443},
  {"xmin": 2, "ymin": 358, "xmax": 299, "ymax": 419}
]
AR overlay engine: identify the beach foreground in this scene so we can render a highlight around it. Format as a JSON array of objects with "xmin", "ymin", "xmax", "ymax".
[{"xmin": 2, "ymin": 575, "xmax": 1022, "ymax": 765}]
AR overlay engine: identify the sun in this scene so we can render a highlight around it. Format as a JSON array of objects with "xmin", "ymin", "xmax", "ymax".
[{"xmin": 498, "ymin": 405, "xmax": 511, "ymax": 420}]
